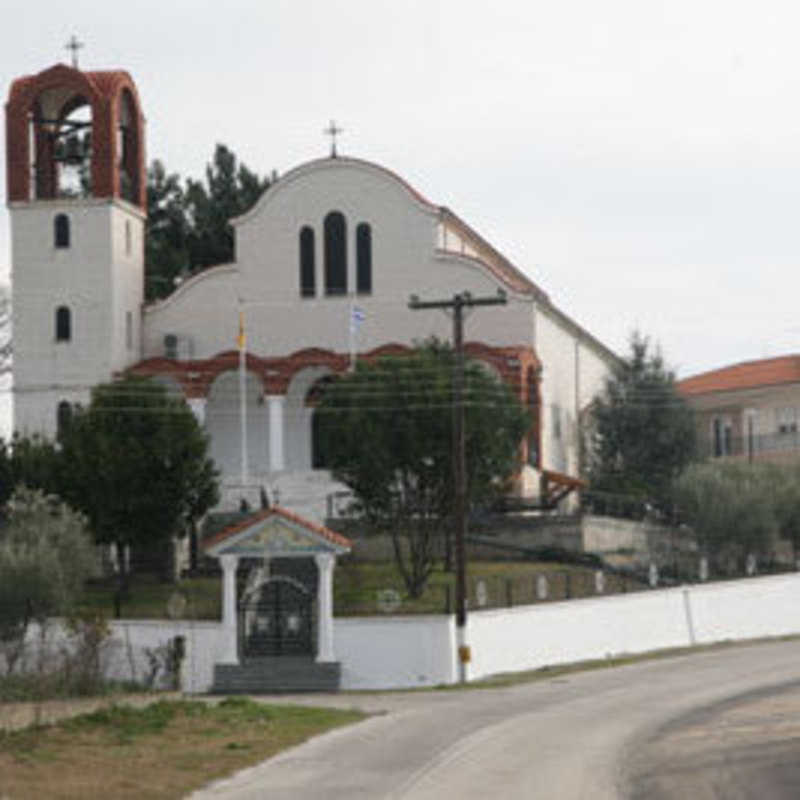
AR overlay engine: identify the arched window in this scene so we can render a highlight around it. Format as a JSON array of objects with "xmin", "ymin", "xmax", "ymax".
[
  {"xmin": 324, "ymin": 211, "xmax": 347, "ymax": 295},
  {"xmin": 356, "ymin": 223, "xmax": 372, "ymax": 294},
  {"xmin": 55, "ymin": 306, "xmax": 71, "ymax": 342},
  {"xmin": 54, "ymin": 214, "xmax": 70, "ymax": 248},
  {"xmin": 56, "ymin": 401, "xmax": 72, "ymax": 439},
  {"xmin": 299, "ymin": 226, "xmax": 315, "ymax": 297}
]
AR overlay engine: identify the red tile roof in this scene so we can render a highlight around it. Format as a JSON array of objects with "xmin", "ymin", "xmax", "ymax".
[
  {"xmin": 677, "ymin": 354, "xmax": 800, "ymax": 397},
  {"xmin": 202, "ymin": 506, "xmax": 352, "ymax": 552}
]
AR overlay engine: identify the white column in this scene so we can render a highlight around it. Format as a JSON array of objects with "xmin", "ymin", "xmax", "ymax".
[
  {"xmin": 188, "ymin": 397, "xmax": 206, "ymax": 426},
  {"xmin": 267, "ymin": 395, "xmax": 285, "ymax": 472},
  {"xmin": 219, "ymin": 554, "xmax": 240, "ymax": 664},
  {"xmin": 314, "ymin": 552, "xmax": 336, "ymax": 663}
]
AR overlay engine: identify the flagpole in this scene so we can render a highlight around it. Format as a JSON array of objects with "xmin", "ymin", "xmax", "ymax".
[
  {"xmin": 238, "ymin": 303, "xmax": 248, "ymax": 489},
  {"xmin": 348, "ymin": 297, "xmax": 355, "ymax": 371}
]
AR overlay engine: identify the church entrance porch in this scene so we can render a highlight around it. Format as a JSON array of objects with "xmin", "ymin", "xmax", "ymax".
[{"xmin": 203, "ymin": 506, "xmax": 352, "ymax": 693}]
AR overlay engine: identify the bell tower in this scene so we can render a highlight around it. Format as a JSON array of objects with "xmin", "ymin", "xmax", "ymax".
[{"xmin": 5, "ymin": 61, "xmax": 146, "ymax": 436}]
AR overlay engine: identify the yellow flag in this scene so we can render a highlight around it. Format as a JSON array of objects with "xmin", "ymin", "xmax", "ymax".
[{"xmin": 237, "ymin": 310, "xmax": 246, "ymax": 350}]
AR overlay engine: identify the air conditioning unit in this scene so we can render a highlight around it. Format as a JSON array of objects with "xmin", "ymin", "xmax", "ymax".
[{"xmin": 163, "ymin": 333, "xmax": 193, "ymax": 361}]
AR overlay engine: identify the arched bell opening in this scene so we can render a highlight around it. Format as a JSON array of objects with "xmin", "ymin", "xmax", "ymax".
[
  {"xmin": 30, "ymin": 89, "xmax": 93, "ymax": 200},
  {"xmin": 118, "ymin": 88, "xmax": 142, "ymax": 204}
]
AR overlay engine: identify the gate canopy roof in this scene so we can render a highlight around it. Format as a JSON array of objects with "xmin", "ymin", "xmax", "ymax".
[{"xmin": 203, "ymin": 506, "xmax": 352, "ymax": 558}]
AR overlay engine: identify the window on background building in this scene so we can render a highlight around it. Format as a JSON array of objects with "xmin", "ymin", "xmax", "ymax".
[
  {"xmin": 125, "ymin": 220, "xmax": 132, "ymax": 255},
  {"xmin": 55, "ymin": 306, "xmax": 71, "ymax": 342},
  {"xmin": 776, "ymin": 407, "xmax": 797, "ymax": 434},
  {"xmin": 299, "ymin": 226, "xmax": 315, "ymax": 297},
  {"xmin": 54, "ymin": 214, "xmax": 70, "ymax": 248},
  {"xmin": 125, "ymin": 311, "xmax": 133, "ymax": 350},
  {"xmin": 324, "ymin": 211, "xmax": 347, "ymax": 295},
  {"xmin": 712, "ymin": 416, "xmax": 733, "ymax": 457},
  {"xmin": 356, "ymin": 223, "xmax": 372, "ymax": 294}
]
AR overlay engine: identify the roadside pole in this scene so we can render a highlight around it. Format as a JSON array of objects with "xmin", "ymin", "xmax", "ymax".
[{"xmin": 409, "ymin": 289, "xmax": 507, "ymax": 682}]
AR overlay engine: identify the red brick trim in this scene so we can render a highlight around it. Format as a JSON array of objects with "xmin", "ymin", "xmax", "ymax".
[{"xmin": 127, "ymin": 343, "xmax": 540, "ymax": 403}]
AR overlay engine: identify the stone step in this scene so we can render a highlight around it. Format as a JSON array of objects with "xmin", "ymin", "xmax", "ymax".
[{"xmin": 211, "ymin": 658, "xmax": 341, "ymax": 694}]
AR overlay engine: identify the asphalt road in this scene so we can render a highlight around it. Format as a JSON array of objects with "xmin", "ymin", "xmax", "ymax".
[{"xmin": 189, "ymin": 639, "xmax": 800, "ymax": 800}]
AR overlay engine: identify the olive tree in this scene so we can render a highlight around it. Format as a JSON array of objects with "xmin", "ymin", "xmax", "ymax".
[{"xmin": 0, "ymin": 487, "xmax": 96, "ymax": 675}]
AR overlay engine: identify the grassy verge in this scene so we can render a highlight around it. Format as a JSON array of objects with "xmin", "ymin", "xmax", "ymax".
[
  {"xmin": 0, "ymin": 697, "xmax": 365, "ymax": 800},
  {"xmin": 80, "ymin": 560, "xmax": 640, "ymax": 619}
]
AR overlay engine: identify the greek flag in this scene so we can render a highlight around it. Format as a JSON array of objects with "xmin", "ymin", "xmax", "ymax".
[{"xmin": 350, "ymin": 305, "xmax": 365, "ymax": 334}]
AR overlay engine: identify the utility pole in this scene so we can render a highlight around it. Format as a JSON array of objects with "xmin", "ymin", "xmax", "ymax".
[{"xmin": 409, "ymin": 288, "xmax": 507, "ymax": 682}]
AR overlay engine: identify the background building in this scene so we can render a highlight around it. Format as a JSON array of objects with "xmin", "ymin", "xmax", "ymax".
[{"xmin": 678, "ymin": 355, "xmax": 800, "ymax": 463}]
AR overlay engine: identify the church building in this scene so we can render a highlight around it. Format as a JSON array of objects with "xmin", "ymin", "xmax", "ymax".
[{"xmin": 6, "ymin": 61, "xmax": 619, "ymax": 520}]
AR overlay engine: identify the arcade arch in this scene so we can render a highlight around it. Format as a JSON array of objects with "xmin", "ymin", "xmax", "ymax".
[{"xmin": 206, "ymin": 369, "xmax": 270, "ymax": 480}]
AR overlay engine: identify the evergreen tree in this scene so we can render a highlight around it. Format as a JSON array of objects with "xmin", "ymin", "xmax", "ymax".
[
  {"xmin": 585, "ymin": 332, "xmax": 696, "ymax": 516},
  {"xmin": 56, "ymin": 378, "xmax": 219, "ymax": 571},
  {"xmin": 145, "ymin": 144, "xmax": 272, "ymax": 299},
  {"xmin": 145, "ymin": 160, "xmax": 190, "ymax": 300},
  {"xmin": 184, "ymin": 144, "xmax": 271, "ymax": 269}
]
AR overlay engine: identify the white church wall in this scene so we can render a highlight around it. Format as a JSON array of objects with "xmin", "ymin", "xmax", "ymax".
[
  {"xmin": 141, "ymin": 161, "xmax": 534, "ymax": 363},
  {"xmin": 107, "ymin": 203, "xmax": 145, "ymax": 372},
  {"xmin": 535, "ymin": 309, "xmax": 579, "ymax": 475},
  {"xmin": 142, "ymin": 266, "xmax": 241, "ymax": 359},
  {"xmin": 534, "ymin": 307, "xmax": 615, "ymax": 478},
  {"xmin": 10, "ymin": 199, "xmax": 143, "ymax": 437}
]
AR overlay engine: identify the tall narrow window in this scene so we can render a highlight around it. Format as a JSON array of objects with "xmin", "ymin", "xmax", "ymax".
[
  {"xmin": 125, "ymin": 220, "xmax": 132, "ymax": 255},
  {"xmin": 55, "ymin": 306, "xmax": 71, "ymax": 342},
  {"xmin": 54, "ymin": 214, "xmax": 70, "ymax": 248},
  {"xmin": 324, "ymin": 211, "xmax": 347, "ymax": 295},
  {"xmin": 299, "ymin": 226, "xmax": 315, "ymax": 297},
  {"xmin": 56, "ymin": 401, "xmax": 72, "ymax": 439},
  {"xmin": 356, "ymin": 223, "xmax": 372, "ymax": 294},
  {"xmin": 125, "ymin": 311, "xmax": 133, "ymax": 350}
]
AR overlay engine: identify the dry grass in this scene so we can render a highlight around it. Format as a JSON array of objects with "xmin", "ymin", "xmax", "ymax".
[{"xmin": 0, "ymin": 698, "xmax": 365, "ymax": 799}]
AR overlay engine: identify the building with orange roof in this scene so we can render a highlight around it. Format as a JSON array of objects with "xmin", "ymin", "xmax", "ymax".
[{"xmin": 677, "ymin": 355, "xmax": 800, "ymax": 463}]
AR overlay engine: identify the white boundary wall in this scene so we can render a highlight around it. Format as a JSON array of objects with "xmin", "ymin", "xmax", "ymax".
[
  {"xmin": 15, "ymin": 573, "xmax": 800, "ymax": 693},
  {"xmin": 466, "ymin": 590, "xmax": 689, "ymax": 682},
  {"xmin": 465, "ymin": 572, "xmax": 800, "ymax": 683},
  {"xmin": 334, "ymin": 615, "xmax": 456, "ymax": 690}
]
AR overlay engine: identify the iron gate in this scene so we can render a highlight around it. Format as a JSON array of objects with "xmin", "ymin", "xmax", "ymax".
[{"xmin": 239, "ymin": 577, "xmax": 314, "ymax": 657}]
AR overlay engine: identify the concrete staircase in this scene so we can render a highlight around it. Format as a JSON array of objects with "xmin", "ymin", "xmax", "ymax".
[
  {"xmin": 211, "ymin": 657, "xmax": 342, "ymax": 694},
  {"xmin": 215, "ymin": 470, "xmax": 352, "ymax": 524}
]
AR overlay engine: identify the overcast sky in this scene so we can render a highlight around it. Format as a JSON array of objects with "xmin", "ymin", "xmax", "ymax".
[{"xmin": 3, "ymin": 0, "xmax": 800, "ymax": 380}]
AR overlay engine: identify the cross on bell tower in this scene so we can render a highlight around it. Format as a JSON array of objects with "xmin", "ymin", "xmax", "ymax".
[
  {"xmin": 65, "ymin": 35, "xmax": 84, "ymax": 68},
  {"xmin": 324, "ymin": 120, "xmax": 343, "ymax": 158}
]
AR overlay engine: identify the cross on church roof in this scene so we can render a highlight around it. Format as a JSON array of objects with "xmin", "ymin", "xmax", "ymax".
[
  {"xmin": 324, "ymin": 120, "xmax": 343, "ymax": 158},
  {"xmin": 65, "ymin": 35, "xmax": 84, "ymax": 69}
]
